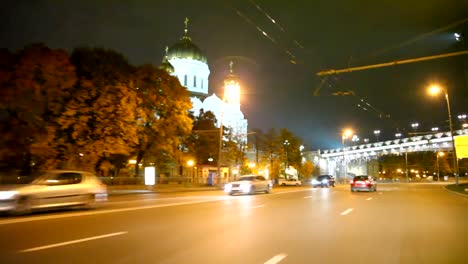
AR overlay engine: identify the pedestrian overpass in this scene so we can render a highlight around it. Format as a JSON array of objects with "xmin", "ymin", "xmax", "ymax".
[{"xmin": 317, "ymin": 129, "xmax": 468, "ymax": 179}]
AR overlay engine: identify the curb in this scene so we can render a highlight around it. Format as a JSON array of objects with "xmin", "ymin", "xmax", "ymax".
[{"xmin": 443, "ymin": 185, "xmax": 468, "ymax": 198}]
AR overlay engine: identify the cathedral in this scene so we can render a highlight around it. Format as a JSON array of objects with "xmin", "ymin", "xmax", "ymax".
[{"xmin": 159, "ymin": 18, "xmax": 248, "ymax": 143}]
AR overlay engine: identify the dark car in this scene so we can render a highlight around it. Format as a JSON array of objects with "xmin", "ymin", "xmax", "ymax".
[
  {"xmin": 350, "ymin": 175, "xmax": 377, "ymax": 192},
  {"xmin": 312, "ymin": 175, "xmax": 336, "ymax": 188}
]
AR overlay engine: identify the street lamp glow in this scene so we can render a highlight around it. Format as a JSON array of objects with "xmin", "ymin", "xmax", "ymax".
[
  {"xmin": 395, "ymin": 133, "xmax": 402, "ymax": 138},
  {"xmin": 454, "ymin": 32, "xmax": 461, "ymax": 41},
  {"xmin": 428, "ymin": 84, "xmax": 443, "ymax": 96},
  {"xmin": 342, "ymin": 129, "xmax": 353, "ymax": 139},
  {"xmin": 438, "ymin": 151, "xmax": 445, "ymax": 157},
  {"xmin": 373, "ymin": 130, "xmax": 380, "ymax": 135},
  {"xmin": 187, "ymin": 159, "xmax": 195, "ymax": 167},
  {"xmin": 411, "ymin": 122, "xmax": 419, "ymax": 129},
  {"xmin": 431, "ymin": 127, "xmax": 439, "ymax": 132}
]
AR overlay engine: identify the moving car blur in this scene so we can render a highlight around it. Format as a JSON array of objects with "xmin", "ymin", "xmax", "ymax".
[
  {"xmin": 224, "ymin": 175, "xmax": 272, "ymax": 195},
  {"xmin": 0, "ymin": 170, "xmax": 107, "ymax": 215},
  {"xmin": 311, "ymin": 175, "xmax": 336, "ymax": 188},
  {"xmin": 350, "ymin": 175, "xmax": 377, "ymax": 192},
  {"xmin": 278, "ymin": 178, "xmax": 302, "ymax": 186}
]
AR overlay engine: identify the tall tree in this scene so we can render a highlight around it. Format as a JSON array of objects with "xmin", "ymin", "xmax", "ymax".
[
  {"xmin": 0, "ymin": 44, "xmax": 76, "ymax": 172},
  {"xmin": 186, "ymin": 110, "xmax": 219, "ymax": 166},
  {"xmin": 57, "ymin": 47, "xmax": 138, "ymax": 171},
  {"xmin": 132, "ymin": 64, "xmax": 192, "ymax": 176}
]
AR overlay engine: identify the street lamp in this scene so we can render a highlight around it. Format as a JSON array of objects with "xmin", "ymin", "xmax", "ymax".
[
  {"xmin": 373, "ymin": 130, "xmax": 381, "ymax": 141},
  {"xmin": 395, "ymin": 133, "xmax": 402, "ymax": 138},
  {"xmin": 283, "ymin": 139, "xmax": 291, "ymax": 170},
  {"xmin": 431, "ymin": 127, "xmax": 439, "ymax": 132},
  {"xmin": 458, "ymin": 114, "xmax": 467, "ymax": 129},
  {"xmin": 427, "ymin": 83, "xmax": 459, "ymax": 185},
  {"xmin": 411, "ymin": 122, "xmax": 419, "ymax": 132},
  {"xmin": 342, "ymin": 129, "xmax": 353, "ymax": 184},
  {"xmin": 436, "ymin": 152, "xmax": 445, "ymax": 181}
]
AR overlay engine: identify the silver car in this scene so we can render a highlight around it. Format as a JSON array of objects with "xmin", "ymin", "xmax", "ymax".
[
  {"xmin": 224, "ymin": 175, "xmax": 272, "ymax": 195},
  {"xmin": 0, "ymin": 170, "xmax": 107, "ymax": 215}
]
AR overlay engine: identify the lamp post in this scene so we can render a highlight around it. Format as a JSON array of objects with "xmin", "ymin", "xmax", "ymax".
[
  {"xmin": 283, "ymin": 139, "xmax": 290, "ymax": 170},
  {"xmin": 342, "ymin": 129, "xmax": 353, "ymax": 184},
  {"xmin": 458, "ymin": 114, "xmax": 467, "ymax": 129},
  {"xmin": 373, "ymin": 130, "xmax": 381, "ymax": 142},
  {"xmin": 428, "ymin": 84, "xmax": 459, "ymax": 185}
]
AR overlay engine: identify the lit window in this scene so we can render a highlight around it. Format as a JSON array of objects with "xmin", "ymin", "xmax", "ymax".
[
  {"xmin": 184, "ymin": 75, "xmax": 187, "ymax": 86},
  {"xmin": 194, "ymin": 76, "xmax": 197, "ymax": 87}
]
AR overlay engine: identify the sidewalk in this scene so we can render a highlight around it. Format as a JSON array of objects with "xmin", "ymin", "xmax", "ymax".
[{"xmin": 107, "ymin": 183, "xmax": 220, "ymax": 196}]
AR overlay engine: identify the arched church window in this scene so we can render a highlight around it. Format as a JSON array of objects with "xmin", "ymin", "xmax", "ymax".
[
  {"xmin": 184, "ymin": 75, "xmax": 187, "ymax": 86},
  {"xmin": 194, "ymin": 76, "xmax": 197, "ymax": 87}
]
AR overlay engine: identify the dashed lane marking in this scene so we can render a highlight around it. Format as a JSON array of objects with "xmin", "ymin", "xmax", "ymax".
[
  {"xmin": 264, "ymin": 253, "xmax": 288, "ymax": 264},
  {"xmin": 366, "ymin": 197, "xmax": 373, "ymax": 201},
  {"xmin": 340, "ymin": 208, "xmax": 354, "ymax": 215},
  {"xmin": 19, "ymin": 231, "xmax": 128, "ymax": 253},
  {"xmin": 252, "ymin": 205, "xmax": 265, "ymax": 209}
]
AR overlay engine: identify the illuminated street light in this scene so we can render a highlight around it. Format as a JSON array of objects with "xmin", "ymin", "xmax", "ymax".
[
  {"xmin": 284, "ymin": 139, "xmax": 291, "ymax": 169},
  {"xmin": 395, "ymin": 133, "xmax": 402, "ymax": 138},
  {"xmin": 411, "ymin": 122, "xmax": 419, "ymax": 130},
  {"xmin": 427, "ymin": 83, "xmax": 459, "ymax": 185},
  {"xmin": 342, "ymin": 128, "xmax": 353, "ymax": 183},
  {"xmin": 454, "ymin": 32, "xmax": 461, "ymax": 41},
  {"xmin": 431, "ymin": 127, "xmax": 439, "ymax": 132},
  {"xmin": 373, "ymin": 130, "xmax": 381, "ymax": 141}
]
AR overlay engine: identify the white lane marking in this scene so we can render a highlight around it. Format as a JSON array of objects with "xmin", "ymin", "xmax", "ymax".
[
  {"xmin": 1, "ymin": 189, "xmax": 313, "ymax": 226},
  {"xmin": 303, "ymin": 196, "xmax": 313, "ymax": 198},
  {"xmin": 378, "ymin": 192, "xmax": 383, "ymax": 194},
  {"xmin": 19, "ymin": 231, "xmax": 127, "ymax": 253},
  {"xmin": 252, "ymin": 205, "xmax": 265, "ymax": 209},
  {"xmin": 340, "ymin": 208, "xmax": 354, "ymax": 215},
  {"xmin": 264, "ymin": 253, "xmax": 288, "ymax": 264},
  {"xmin": 366, "ymin": 197, "xmax": 373, "ymax": 201},
  {"xmin": 0, "ymin": 198, "xmax": 229, "ymax": 226}
]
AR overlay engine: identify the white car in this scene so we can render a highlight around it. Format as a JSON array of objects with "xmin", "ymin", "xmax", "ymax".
[
  {"xmin": 278, "ymin": 179, "xmax": 302, "ymax": 186},
  {"xmin": 224, "ymin": 175, "xmax": 272, "ymax": 195},
  {"xmin": 0, "ymin": 170, "xmax": 107, "ymax": 215}
]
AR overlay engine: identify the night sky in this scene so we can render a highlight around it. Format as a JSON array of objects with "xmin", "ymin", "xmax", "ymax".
[{"xmin": 1, "ymin": 0, "xmax": 467, "ymax": 150}]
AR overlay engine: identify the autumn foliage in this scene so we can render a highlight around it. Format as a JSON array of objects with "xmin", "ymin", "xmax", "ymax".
[{"xmin": 0, "ymin": 44, "xmax": 193, "ymax": 174}]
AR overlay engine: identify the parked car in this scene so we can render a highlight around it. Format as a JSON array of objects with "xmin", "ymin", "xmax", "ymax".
[
  {"xmin": 224, "ymin": 175, "xmax": 272, "ymax": 195},
  {"xmin": 312, "ymin": 175, "xmax": 336, "ymax": 188},
  {"xmin": 278, "ymin": 178, "xmax": 302, "ymax": 186},
  {"xmin": 350, "ymin": 175, "xmax": 377, "ymax": 192},
  {"xmin": 0, "ymin": 170, "xmax": 108, "ymax": 215}
]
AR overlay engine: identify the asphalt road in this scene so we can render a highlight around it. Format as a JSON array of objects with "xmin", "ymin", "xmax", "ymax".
[{"xmin": 0, "ymin": 183, "xmax": 467, "ymax": 264}]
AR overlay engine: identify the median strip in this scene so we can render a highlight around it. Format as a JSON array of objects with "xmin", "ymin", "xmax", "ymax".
[
  {"xmin": 340, "ymin": 208, "xmax": 353, "ymax": 215},
  {"xmin": 19, "ymin": 231, "xmax": 127, "ymax": 253},
  {"xmin": 264, "ymin": 253, "xmax": 288, "ymax": 264}
]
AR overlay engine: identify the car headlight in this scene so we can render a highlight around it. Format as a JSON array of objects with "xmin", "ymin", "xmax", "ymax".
[
  {"xmin": 312, "ymin": 179, "xmax": 319, "ymax": 184},
  {"xmin": 224, "ymin": 184, "xmax": 232, "ymax": 192},
  {"xmin": 240, "ymin": 183, "xmax": 251, "ymax": 192},
  {"xmin": 322, "ymin": 179, "xmax": 329, "ymax": 184},
  {"xmin": 0, "ymin": 191, "xmax": 18, "ymax": 200}
]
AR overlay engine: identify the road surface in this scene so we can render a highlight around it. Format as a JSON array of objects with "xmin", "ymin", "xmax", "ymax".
[{"xmin": 0, "ymin": 183, "xmax": 466, "ymax": 264}]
